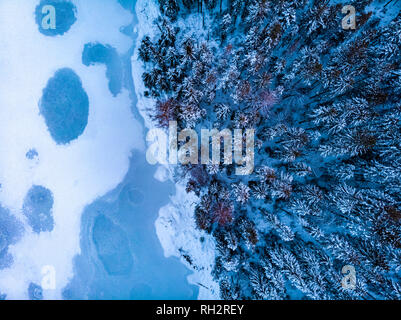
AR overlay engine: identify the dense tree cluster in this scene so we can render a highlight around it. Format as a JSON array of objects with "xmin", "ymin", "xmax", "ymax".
[{"xmin": 139, "ymin": 0, "xmax": 401, "ymax": 299}]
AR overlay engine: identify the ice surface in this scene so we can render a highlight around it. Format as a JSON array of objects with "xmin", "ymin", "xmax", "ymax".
[
  {"xmin": 120, "ymin": 185, "xmax": 144, "ymax": 205},
  {"xmin": 92, "ymin": 215, "xmax": 133, "ymax": 276},
  {"xmin": 0, "ymin": 0, "xmax": 142, "ymax": 299},
  {"xmin": 0, "ymin": 206, "xmax": 23, "ymax": 270},
  {"xmin": 35, "ymin": 0, "xmax": 77, "ymax": 37},
  {"xmin": 23, "ymin": 185, "xmax": 54, "ymax": 233},
  {"xmin": 25, "ymin": 149, "xmax": 39, "ymax": 160},
  {"xmin": 27, "ymin": 282, "xmax": 43, "ymax": 300},
  {"xmin": 39, "ymin": 68, "xmax": 89, "ymax": 144},
  {"xmin": 63, "ymin": 150, "xmax": 198, "ymax": 300},
  {"xmin": 82, "ymin": 43, "xmax": 123, "ymax": 96}
]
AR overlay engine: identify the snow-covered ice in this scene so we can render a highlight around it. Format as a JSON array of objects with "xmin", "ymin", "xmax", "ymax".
[{"xmin": 0, "ymin": 0, "xmax": 142, "ymax": 299}]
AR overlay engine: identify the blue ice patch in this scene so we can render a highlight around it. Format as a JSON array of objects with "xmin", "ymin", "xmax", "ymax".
[
  {"xmin": 118, "ymin": 0, "xmax": 135, "ymax": 12},
  {"xmin": 26, "ymin": 149, "xmax": 38, "ymax": 160},
  {"xmin": 82, "ymin": 43, "xmax": 123, "ymax": 96},
  {"xmin": 0, "ymin": 206, "xmax": 23, "ymax": 269},
  {"xmin": 23, "ymin": 185, "xmax": 54, "ymax": 234},
  {"xmin": 28, "ymin": 283, "xmax": 43, "ymax": 300},
  {"xmin": 35, "ymin": 0, "xmax": 77, "ymax": 37},
  {"xmin": 39, "ymin": 68, "xmax": 89, "ymax": 144},
  {"xmin": 120, "ymin": 185, "xmax": 144, "ymax": 205},
  {"xmin": 92, "ymin": 215, "xmax": 133, "ymax": 276}
]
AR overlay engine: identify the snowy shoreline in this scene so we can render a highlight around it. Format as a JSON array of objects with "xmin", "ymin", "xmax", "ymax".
[{"xmin": 131, "ymin": 0, "xmax": 220, "ymax": 300}]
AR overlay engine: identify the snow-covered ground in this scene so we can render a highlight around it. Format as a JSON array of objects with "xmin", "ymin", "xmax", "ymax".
[
  {"xmin": 132, "ymin": 0, "xmax": 220, "ymax": 300},
  {"xmin": 0, "ymin": 0, "xmax": 142, "ymax": 299}
]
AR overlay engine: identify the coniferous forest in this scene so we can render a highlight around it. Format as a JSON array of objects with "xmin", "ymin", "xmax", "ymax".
[{"xmin": 139, "ymin": 0, "xmax": 401, "ymax": 300}]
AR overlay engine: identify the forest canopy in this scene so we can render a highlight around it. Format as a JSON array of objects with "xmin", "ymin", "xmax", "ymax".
[{"xmin": 139, "ymin": 0, "xmax": 401, "ymax": 299}]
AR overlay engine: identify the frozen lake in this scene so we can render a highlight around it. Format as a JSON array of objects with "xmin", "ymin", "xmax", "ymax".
[
  {"xmin": 64, "ymin": 0, "xmax": 198, "ymax": 299},
  {"xmin": 0, "ymin": 0, "xmax": 197, "ymax": 300},
  {"xmin": 63, "ymin": 149, "xmax": 198, "ymax": 299}
]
